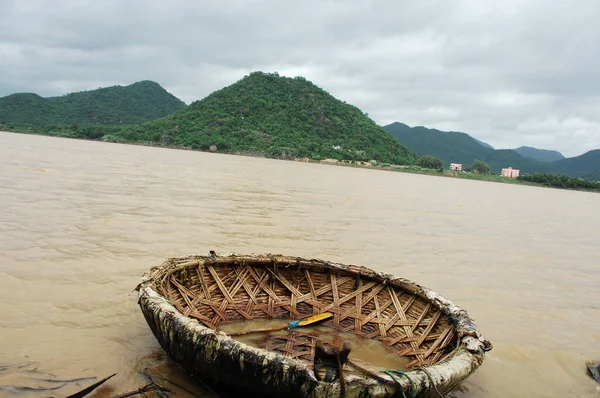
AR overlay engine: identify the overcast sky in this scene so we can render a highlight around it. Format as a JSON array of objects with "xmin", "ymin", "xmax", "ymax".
[{"xmin": 2, "ymin": 0, "xmax": 599, "ymax": 157}]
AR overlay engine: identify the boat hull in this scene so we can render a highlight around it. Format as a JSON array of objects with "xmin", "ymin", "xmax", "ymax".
[{"xmin": 136, "ymin": 254, "xmax": 492, "ymax": 397}]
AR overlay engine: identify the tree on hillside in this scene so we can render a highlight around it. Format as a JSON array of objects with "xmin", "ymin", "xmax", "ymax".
[
  {"xmin": 472, "ymin": 159, "xmax": 491, "ymax": 174},
  {"xmin": 418, "ymin": 155, "xmax": 443, "ymax": 170}
]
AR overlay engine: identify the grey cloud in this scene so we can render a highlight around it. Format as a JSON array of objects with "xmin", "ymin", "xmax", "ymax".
[{"xmin": 1, "ymin": 0, "xmax": 600, "ymax": 156}]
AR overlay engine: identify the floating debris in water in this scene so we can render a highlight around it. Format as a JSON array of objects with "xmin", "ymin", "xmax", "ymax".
[{"xmin": 587, "ymin": 361, "xmax": 600, "ymax": 386}]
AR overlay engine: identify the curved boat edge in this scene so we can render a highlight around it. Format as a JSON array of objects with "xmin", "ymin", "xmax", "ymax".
[{"xmin": 134, "ymin": 254, "xmax": 492, "ymax": 397}]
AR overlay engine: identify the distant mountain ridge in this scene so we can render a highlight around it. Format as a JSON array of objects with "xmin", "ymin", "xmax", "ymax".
[
  {"xmin": 513, "ymin": 146, "xmax": 565, "ymax": 162},
  {"xmin": 383, "ymin": 121, "xmax": 599, "ymax": 180},
  {"xmin": 382, "ymin": 122, "xmax": 550, "ymax": 174},
  {"xmin": 0, "ymin": 81, "xmax": 187, "ymax": 127}
]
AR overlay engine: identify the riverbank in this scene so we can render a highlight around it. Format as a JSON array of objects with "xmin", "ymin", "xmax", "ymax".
[
  {"xmin": 299, "ymin": 157, "xmax": 549, "ymax": 187},
  {"xmin": 3, "ymin": 129, "xmax": 599, "ymax": 193}
]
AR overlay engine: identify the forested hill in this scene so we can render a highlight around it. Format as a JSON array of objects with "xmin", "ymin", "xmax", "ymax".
[
  {"xmin": 513, "ymin": 146, "xmax": 565, "ymax": 162},
  {"xmin": 108, "ymin": 72, "xmax": 418, "ymax": 164},
  {"xmin": 383, "ymin": 122, "xmax": 550, "ymax": 173},
  {"xmin": 550, "ymin": 150, "xmax": 600, "ymax": 181},
  {"xmin": 0, "ymin": 81, "xmax": 187, "ymax": 127}
]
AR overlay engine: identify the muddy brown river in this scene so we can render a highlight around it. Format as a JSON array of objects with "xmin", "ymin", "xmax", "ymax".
[{"xmin": 1, "ymin": 131, "xmax": 599, "ymax": 397}]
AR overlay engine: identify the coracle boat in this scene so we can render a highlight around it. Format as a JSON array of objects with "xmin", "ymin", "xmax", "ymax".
[{"xmin": 136, "ymin": 253, "xmax": 492, "ymax": 397}]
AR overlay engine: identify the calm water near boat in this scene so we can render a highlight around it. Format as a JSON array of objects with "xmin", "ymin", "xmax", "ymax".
[{"xmin": 1, "ymin": 131, "xmax": 599, "ymax": 397}]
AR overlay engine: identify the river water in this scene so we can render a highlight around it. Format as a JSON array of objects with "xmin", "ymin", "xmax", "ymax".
[{"xmin": 0, "ymin": 131, "xmax": 598, "ymax": 397}]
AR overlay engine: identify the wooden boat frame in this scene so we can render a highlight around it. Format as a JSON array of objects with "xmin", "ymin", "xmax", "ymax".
[{"xmin": 136, "ymin": 253, "xmax": 492, "ymax": 397}]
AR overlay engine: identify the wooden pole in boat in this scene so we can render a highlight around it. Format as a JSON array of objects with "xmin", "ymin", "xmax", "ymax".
[{"xmin": 227, "ymin": 312, "xmax": 333, "ymax": 336}]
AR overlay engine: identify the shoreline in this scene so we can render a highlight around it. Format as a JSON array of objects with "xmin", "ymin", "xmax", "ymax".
[{"xmin": 2, "ymin": 129, "xmax": 598, "ymax": 193}]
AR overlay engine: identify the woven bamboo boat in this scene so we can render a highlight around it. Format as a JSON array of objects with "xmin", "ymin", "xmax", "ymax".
[{"xmin": 136, "ymin": 253, "xmax": 492, "ymax": 398}]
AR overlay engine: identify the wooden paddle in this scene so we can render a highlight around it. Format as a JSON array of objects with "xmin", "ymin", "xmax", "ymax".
[{"xmin": 227, "ymin": 312, "xmax": 333, "ymax": 336}]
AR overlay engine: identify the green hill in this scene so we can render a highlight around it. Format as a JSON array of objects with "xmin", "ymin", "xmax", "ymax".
[
  {"xmin": 513, "ymin": 146, "xmax": 565, "ymax": 162},
  {"xmin": 108, "ymin": 72, "xmax": 417, "ymax": 164},
  {"xmin": 551, "ymin": 150, "xmax": 600, "ymax": 181},
  {"xmin": 0, "ymin": 81, "xmax": 186, "ymax": 127},
  {"xmin": 383, "ymin": 122, "xmax": 550, "ymax": 173}
]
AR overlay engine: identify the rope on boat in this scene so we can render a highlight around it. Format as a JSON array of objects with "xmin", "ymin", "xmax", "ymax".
[
  {"xmin": 378, "ymin": 367, "xmax": 444, "ymax": 398},
  {"xmin": 346, "ymin": 360, "xmax": 443, "ymax": 398},
  {"xmin": 414, "ymin": 366, "xmax": 444, "ymax": 398},
  {"xmin": 379, "ymin": 370, "xmax": 416, "ymax": 398}
]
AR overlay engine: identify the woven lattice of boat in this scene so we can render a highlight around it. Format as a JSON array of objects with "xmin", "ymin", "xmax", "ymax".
[{"xmin": 136, "ymin": 253, "xmax": 492, "ymax": 397}]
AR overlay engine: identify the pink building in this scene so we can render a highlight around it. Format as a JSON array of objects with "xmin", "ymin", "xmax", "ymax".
[
  {"xmin": 450, "ymin": 163, "xmax": 462, "ymax": 171},
  {"xmin": 501, "ymin": 167, "xmax": 520, "ymax": 178}
]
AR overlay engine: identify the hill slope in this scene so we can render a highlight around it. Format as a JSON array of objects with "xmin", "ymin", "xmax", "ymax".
[
  {"xmin": 514, "ymin": 146, "xmax": 565, "ymax": 162},
  {"xmin": 109, "ymin": 72, "xmax": 417, "ymax": 164},
  {"xmin": 383, "ymin": 122, "xmax": 549, "ymax": 173},
  {"xmin": 473, "ymin": 138, "xmax": 494, "ymax": 149},
  {"xmin": 0, "ymin": 81, "xmax": 187, "ymax": 127},
  {"xmin": 551, "ymin": 150, "xmax": 600, "ymax": 181}
]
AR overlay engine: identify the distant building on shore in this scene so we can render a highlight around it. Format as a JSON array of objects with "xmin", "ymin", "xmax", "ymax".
[
  {"xmin": 501, "ymin": 167, "xmax": 520, "ymax": 178},
  {"xmin": 450, "ymin": 163, "xmax": 462, "ymax": 172}
]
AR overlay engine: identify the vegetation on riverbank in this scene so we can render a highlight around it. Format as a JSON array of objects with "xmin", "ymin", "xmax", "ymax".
[
  {"xmin": 518, "ymin": 173, "xmax": 600, "ymax": 192},
  {"xmin": 4, "ymin": 123, "xmax": 128, "ymax": 140},
  {"xmin": 3, "ymin": 128, "xmax": 598, "ymax": 193},
  {"xmin": 300, "ymin": 158, "xmax": 600, "ymax": 191}
]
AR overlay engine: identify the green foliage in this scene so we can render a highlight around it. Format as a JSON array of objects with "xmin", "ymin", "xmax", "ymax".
[
  {"xmin": 518, "ymin": 173, "xmax": 600, "ymax": 191},
  {"xmin": 107, "ymin": 72, "xmax": 418, "ymax": 164},
  {"xmin": 472, "ymin": 159, "xmax": 490, "ymax": 174},
  {"xmin": 391, "ymin": 165, "xmax": 444, "ymax": 174},
  {"xmin": 0, "ymin": 81, "xmax": 186, "ymax": 127},
  {"xmin": 417, "ymin": 155, "xmax": 442, "ymax": 170}
]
